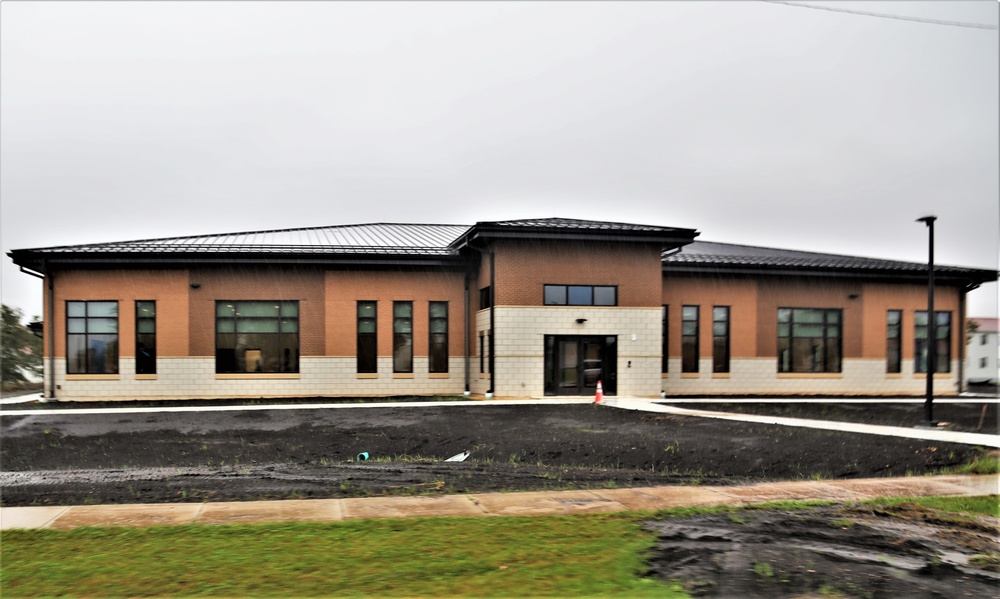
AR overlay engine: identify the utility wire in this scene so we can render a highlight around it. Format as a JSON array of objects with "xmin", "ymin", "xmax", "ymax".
[{"xmin": 761, "ymin": 0, "xmax": 999, "ymax": 30}]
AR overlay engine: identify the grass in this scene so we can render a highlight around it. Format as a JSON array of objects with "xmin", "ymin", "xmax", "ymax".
[
  {"xmin": 0, "ymin": 513, "xmax": 687, "ymax": 598},
  {"xmin": 951, "ymin": 452, "xmax": 1000, "ymax": 476},
  {"xmin": 3, "ymin": 496, "xmax": 995, "ymax": 597},
  {"xmin": 863, "ymin": 494, "xmax": 1000, "ymax": 519}
]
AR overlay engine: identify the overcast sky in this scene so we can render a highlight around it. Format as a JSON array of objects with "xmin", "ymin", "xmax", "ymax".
[{"xmin": 2, "ymin": 1, "xmax": 997, "ymax": 321}]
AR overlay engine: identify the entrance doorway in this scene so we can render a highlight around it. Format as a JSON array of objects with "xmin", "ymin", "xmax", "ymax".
[{"xmin": 544, "ymin": 335, "xmax": 617, "ymax": 396}]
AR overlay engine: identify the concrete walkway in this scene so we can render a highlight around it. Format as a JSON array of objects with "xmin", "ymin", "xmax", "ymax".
[
  {"xmin": 3, "ymin": 474, "xmax": 996, "ymax": 531},
  {"xmin": 608, "ymin": 398, "xmax": 1000, "ymax": 448}
]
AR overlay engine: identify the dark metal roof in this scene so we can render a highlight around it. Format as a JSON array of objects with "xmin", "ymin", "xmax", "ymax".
[
  {"xmin": 483, "ymin": 218, "xmax": 690, "ymax": 233},
  {"xmin": 17, "ymin": 223, "xmax": 471, "ymax": 256},
  {"xmin": 664, "ymin": 240, "xmax": 998, "ymax": 285}
]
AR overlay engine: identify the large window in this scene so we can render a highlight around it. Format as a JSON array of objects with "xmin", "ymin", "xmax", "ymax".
[
  {"xmin": 479, "ymin": 287, "xmax": 492, "ymax": 310},
  {"xmin": 135, "ymin": 301, "xmax": 156, "ymax": 375},
  {"xmin": 216, "ymin": 301, "xmax": 298, "ymax": 374},
  {"xmin": 915, "ymin": 310, "xmax": 951, "ymax": 373},
  {"xmin": 393, "ymin": 301, "xmax": 413, "ymax": 373},
  {"xmin": 67, "ymin": 301, "xmax": 119, "ymax": 374},
  {"xmin": 886, "ymin": 310, "xmax": 902, "ymax": 374},
  {"xmin": 712, "ymin": 306, "xmax": 730, "ymax": 373},
  {"xmin": 357, "ymin": 301, "xmax": 377, "ymax": 374},
  {"xmin": 681, "ymin": 305, "xmax": 699, "ymax": 373},
  {"xmin": 661, "ymin": 305, "xmax": 669, "ymax": 373},
  {"xmin": 544, "ymin": 285, "xmax": 617, "ymax": 306},
  {"xmin": 429, "ymin": 301, "xmax": 448, "ymax": 373},
  {"xmin": 777, "ymin": 308, "xmax": 841, "ymax": 373}
]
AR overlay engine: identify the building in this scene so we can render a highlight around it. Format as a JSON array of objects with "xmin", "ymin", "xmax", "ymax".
[
  {"xmin": 966, "ymin": 317, "xmax": 999, "ymax": 385},
  {"xmin": 8, "ymin": 218, "xmax": 997, "ymax": 401}
]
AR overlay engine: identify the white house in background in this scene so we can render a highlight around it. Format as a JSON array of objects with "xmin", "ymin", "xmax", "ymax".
[{"xmin": 967, "ymin": 317, "xmax": 999, "ymax": 385}]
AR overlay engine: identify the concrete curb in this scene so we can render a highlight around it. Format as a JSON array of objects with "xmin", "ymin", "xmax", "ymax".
[{"xmin": 3, "ymin": 474, "xmax": 995, "ymax": 530}]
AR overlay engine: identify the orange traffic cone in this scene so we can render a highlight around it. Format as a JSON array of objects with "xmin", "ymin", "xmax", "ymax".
[{"xmin": 594, "ymin": 380, "xmax": 604, "ymax": 404}]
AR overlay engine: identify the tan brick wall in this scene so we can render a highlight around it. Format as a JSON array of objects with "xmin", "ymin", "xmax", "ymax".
[{"xmin": 188, "ymin": 267, "xmax": 325, "ymax": 358}]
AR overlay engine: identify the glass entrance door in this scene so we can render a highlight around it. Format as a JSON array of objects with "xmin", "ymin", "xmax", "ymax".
[{"xmin": 544, "ymin": 335, "xmax": 617, "ymax": 396}]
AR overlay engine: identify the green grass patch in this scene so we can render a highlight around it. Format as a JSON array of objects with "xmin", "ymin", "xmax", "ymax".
[
  {"xmin": 863, "ymin": 494, "xmax": 1000, "ymax": 519},
  {"xmin": 0, "ymin": 514, "xmax": 688, "ymax": 598},
  {"xmin": 951, "ymin": 453, "xmax": 1000, "ymax": 476}
]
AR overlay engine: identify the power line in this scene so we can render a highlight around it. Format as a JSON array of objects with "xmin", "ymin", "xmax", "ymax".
[{"xmin": 761, "ymin": 0, "xmax": 999, "ymax": 30}]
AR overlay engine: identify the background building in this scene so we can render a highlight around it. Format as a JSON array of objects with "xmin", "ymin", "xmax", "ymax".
[{"xmin": 966, "ymin": 317, "xmax": 999, "ymax": 385}]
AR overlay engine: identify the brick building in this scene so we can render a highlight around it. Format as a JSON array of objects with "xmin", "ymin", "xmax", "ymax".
[{"xmin": 8, "ymin": 218, "xmax": 997, "ymax": 401}]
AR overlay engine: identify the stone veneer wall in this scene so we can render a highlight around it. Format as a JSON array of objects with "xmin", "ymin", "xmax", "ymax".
[
  {"xmin": 661, "ymin": 358, "xmax": 959, "ymax": 396},
  {"xmin": 488, "ymin": 306, "xmax": 662, "ymax": 398},
  {"xmin": 47, "ymin": 357, "xmax": 466, "ymax": 401}
]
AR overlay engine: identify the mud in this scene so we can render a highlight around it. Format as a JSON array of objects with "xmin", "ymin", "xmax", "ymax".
[
  {"xmin": 644, "ymin": 503, "xmax": 1000, "ymax": 598},
  {"xmin": 1, "ymin": 403, "xmax": 993, "ymax": 507}
]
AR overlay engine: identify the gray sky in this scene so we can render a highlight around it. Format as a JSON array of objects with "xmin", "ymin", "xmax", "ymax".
[{"xmin": 2, "ymin": 1, "xmax": 997, "ymax": 322}]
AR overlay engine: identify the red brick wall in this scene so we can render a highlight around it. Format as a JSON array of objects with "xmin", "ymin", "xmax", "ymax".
[
  {"xmin": 188, "ymin": 267, "xmax": 325, "ymax": 357},
  {"xmin": 325, "ymin": 269, "xmax": 467, "ymax": 357},
  {"xmin": 49, "ymin": 269, "xmax": 190, "ymax": 358}
]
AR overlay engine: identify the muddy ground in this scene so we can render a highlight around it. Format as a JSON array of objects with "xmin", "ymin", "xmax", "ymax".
[
  {"xmin": 644, "ymin": 502, "xmax": 999, "ymax": 598},
  {"xmin": 2, "ymin": 401, "xmax": 998, "ymax": 597}
]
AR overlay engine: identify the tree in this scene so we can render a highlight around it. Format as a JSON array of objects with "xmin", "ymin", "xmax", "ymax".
[{"xmin": 2, "ymin": 304, "xmax": 43, "ymax": 387}]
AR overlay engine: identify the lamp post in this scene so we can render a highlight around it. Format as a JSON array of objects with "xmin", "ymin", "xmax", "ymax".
[{"xmin": 916, "ymin": 215, "xmax": 936, "ymax": 425}]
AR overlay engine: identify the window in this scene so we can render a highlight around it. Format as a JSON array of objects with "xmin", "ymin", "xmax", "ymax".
[
  {"xmin": 215, "ymin": 301, "xmax": 298, "ymax": 374},
  {"xmin": 915, "ymin": 311, "xmax": 951, "ymax": 373},
  {"xmin": 682, "ymin": 305, "xmax": 699, "ymax": 373},
  {"xmin": 982, "ymin": 334, "xmax": 989, "ymax": 346},
  {"xmin": 479, "ymin": 287, "xmax": 492, "ymax": 310},
  {"xmin": 712, "ymin": 306, "xmax": 730, "ymax": 373},
  {"xmin": 135, "ymin": 301, "xmax": 156, "ymax": 375},
  {"xmin": 886, "ymin": 310, "xmax": 902, "ymax": 374},
  {"xmin": 661, "ymin": 305, "xmax": 668, "ymax": 373},
  {"xmin": 479, "ymin": 334, "xmax": 485, "ymax": 374},
  {"xmin": 357, "ymin": 301, "xmax": 377, "ymax": 373},
  {"xmin": 429, "ymin": 302, "xmax": 448, "ymax": 373},
  {"xmin": 543, "ymin": 285, "xmax": 617, "ymax": 306},
  {"xmin": 981, "ymin": 357, "xmax": 988, "ymax": 369},
  {"xmin": 393, "ymin": 301, "xmax": 413, "ymax": 373},
  {"xmin": 67, "ymin": 301, "xmax": 119, "ymax": 374},
  {"xmin": 777, "ymin": 308, "xmax": 841, "ymax": 373}
]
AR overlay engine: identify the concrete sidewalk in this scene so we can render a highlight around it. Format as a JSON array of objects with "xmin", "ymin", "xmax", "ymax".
[
  {"xmin": 608, "ymin": 398, "xmax": 1000, "ymax": 448},
  {"xmin": 2, "ymin": 474, "xmax": 995, "ymax": 531}
]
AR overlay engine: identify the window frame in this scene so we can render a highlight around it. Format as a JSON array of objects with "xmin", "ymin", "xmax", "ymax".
[
  {"xmin": 712, "ymin": 306, "xmax": 730, "ymax": 373},
  {"xmin": 393, "ymin": 301, "xmax": 413, "ymax": 374},
  {"xmin": 135, "ymin": 301, "xmax": 157, "ymax": 375},
  {"xmin": 428, "ymin": 301, "xmax": 449, "ymax": 374},
  {"xmin": 543, "ymin": 284, "xmax": 617, "ymax": 306},
  {"xmin": 886, "ymin": 309, "xmax": 902, "ymax": 374},
  {"xmin": 214, "ymin": 301, "xmax": 299, "ymax": 374},
  {"xmin": 357, "ymin": 301, "xmax": 377, "ymax": 374},
  {"xmin": 661, "ymin": 305, "xmax": 669, "ymax": 373},
  {"xmin": 66, "ymin": 300, "xmax": 120, "ymax": 375},
  {"xmin": 681, "ymin": 305, "xmax": 699, "ymax": 373},
  {"xmin": 914, "ymin": 310, "xmax": 951, "ymax": 373},
  {"xmin": 777, "ymin": 307, "xmax": 842, "ymax": 373}
]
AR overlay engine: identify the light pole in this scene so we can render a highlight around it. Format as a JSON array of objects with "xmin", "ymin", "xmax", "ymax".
[{"xmin": 917, "ymin": 215, "xmax": 936, "ymax": 425}]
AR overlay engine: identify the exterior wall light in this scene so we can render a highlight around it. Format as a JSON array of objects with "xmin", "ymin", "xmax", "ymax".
[{"xmin": 575, "ymin": 318, "xmax": 587, "ymax": 324}]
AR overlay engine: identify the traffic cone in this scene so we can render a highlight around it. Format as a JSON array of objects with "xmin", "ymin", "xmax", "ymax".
[{"xmin": 594, "ymin": 380, "xmax": 604, "ymax": 404}]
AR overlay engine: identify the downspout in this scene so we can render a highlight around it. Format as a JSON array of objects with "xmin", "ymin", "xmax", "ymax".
[
  {"xmin": 958, "ymin": 286, "xmax": 967, "ymax": 394},
  {"xmin": 47, "ymin": 265, "xmax": 56, "ymax": 400},
  {"xmin": 488, "ymin": 249, "xmax": 495, "ymax": 397},
  {"xmin": 464, "ymin": 270, "xmax": 470, "ymax": 395}
]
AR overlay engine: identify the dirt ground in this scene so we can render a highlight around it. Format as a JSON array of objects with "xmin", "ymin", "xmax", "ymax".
[{"xmin": 2, "ymin": 401, "xmax": 998, "ymax": 597}]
